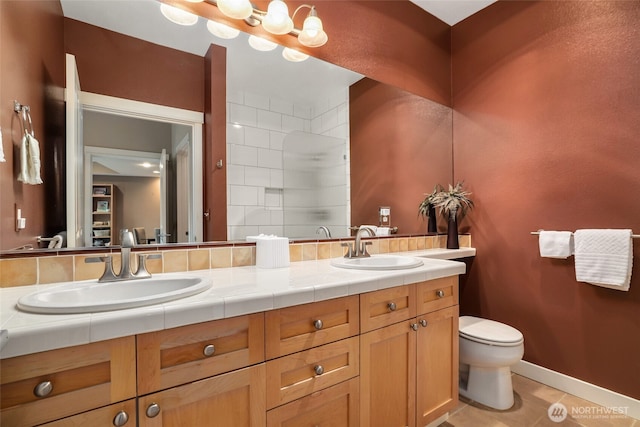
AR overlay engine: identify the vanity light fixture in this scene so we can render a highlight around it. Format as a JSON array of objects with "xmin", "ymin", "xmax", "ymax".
[
  {"xmin": 160, "ymin": 3, "xmax": 199, "ymax": 26},
  {"xmin": 248, "ymin": 35, "xmax": 278, "ymax": 51},
  {"xmin": 262, "ymin": 0, "xmax": 294, "ymax": 35},
  {"xmin": 206, "ymin": 20, "xmax": 240, "ymax": 39},
  {"xmin": 282, "ymin": 47, "xmax": 309, "ymax": 62}
]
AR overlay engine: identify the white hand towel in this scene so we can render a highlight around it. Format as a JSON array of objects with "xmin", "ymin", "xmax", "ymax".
[
  {"xmin": 0, "ymin": 128, "xmax": 6, "ymax": 162},
  {"xmin": 538, "ymin": 230, "xmax": 574, "ymax": 259},
  {"xmin": 376, "ymin": 227, "xmax": 390, "ymax": 236},
  {"xmin": 574, "ymin": 229, "xmax": 633, "ymax": 291},
  {"xmin": 17, "ymin": 134, "xmax": 43, "ymax": 185}
]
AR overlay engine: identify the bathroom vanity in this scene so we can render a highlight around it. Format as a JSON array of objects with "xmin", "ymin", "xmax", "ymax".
[{"xmin": 0, "ymin": 249, "xmax": 471, "ymax": 426}]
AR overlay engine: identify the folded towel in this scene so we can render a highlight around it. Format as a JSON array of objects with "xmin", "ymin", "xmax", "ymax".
[
  {"xmin": 538, "ymin": 230, "xmax": 574, "ymax": 259},
  {"xmin": 17, "ymin": 134, "xmax": 43, "ymax": 185},
  {"xmin": 574, "ymin": 229, "xmax": 633, "ymax": 291},
  {"xmin": 360, "ymin": 225, "xmax": 378, "ymax": 235},
  {"xmin": 376, "ymin": 227, "xmax": 390, "ymax": 236},
  {"xmin": 0, "ymin": 127, "xmax": 6, "ymax": 162}
]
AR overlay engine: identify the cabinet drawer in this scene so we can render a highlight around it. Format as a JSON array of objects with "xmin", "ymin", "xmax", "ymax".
[
  {"xmin": 137, "ymin": 313, "xmax": 265, "ymax": 394},
  {"xmin": 360, "ymin": 285, "xmax": 416, "ymax": 332},
  {"xmin": 267, "ymin": 378, "xmax": 360, "ymax": 427},
  {"xmin": 265, "ymin": 296, "xmax": 359, "ymax": 359},
  {"xmin": 0, "ymin": 336, "xmax": 136, "ymax": 426},
  {"xmin": 266, "ymin": 336, "xmax": 359, "ymax": 409},
  {"xmin": 416, "ymin": 276, "xmax": 458, "ymax": 315},
  {"xmin": 41, "ymin": 398, "xmax": 136, "ymax": 426}
]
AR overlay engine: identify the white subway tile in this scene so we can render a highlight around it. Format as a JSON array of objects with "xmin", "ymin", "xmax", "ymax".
[
  {"xmin": 227, "ymin": 205, "xmax": 246, "ymax": 226},
  {"xmin": 270, "ymin": 169, "xmax": 283, "ymax": 188},
  {"xmin": 258, "ymin": 148, "xmax": 283, "ymax": 169},
  {"xmin": 270, "ymin": 97, "xmax": 294, "ymax": 116},
  {"xmin": 229, "ymin": 104, "xmax": 257, "ymax": 127},
  {"xmin": 245, "ymin": 92, "xmax": 270, "ymax": 110},
  {"xmin": 227, "ymin": 164, "xmax": 245, "ymax": 185},
  {"xmin": 228, "ymin": 144, "xmax": 257, "ymax": 166},
  {"xmin": 257, "ymin": 109, "xmax": 282, "ymax": 131},
  {"xmin": 244, "ymin": 127, "xmax": 270, "ymax": 148},
  {"xmin": 270, "ymin": 131, "xmax": 285, "ymax": 150},
  {"xmin": 229, "ymin": 185, "xmax": 258, "ymax": 206},
  {"xmin": 227, "ymin": 123, "xmax": 245, "ymax": 145},
  {"xmin": 245, "ymin": 166, "xmax": 271, "ymax": 186},
  {"xmin": 282, "ymin": 115, "xmax": 304, "ymax": 132}
]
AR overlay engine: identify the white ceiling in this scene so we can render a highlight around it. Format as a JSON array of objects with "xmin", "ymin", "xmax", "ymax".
[{"xmin": 60, "ymin": 0, "xmax": 496, "ymax": 105}]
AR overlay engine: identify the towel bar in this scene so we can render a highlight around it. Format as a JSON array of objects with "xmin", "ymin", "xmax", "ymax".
[{"xmin": 531, "ymin": 230, "xmax": 640, "ymax": 239}]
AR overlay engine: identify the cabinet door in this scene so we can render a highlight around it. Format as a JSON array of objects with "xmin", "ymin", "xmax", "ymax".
[
  {"xmin": 360, "ymin": 285, "xmax": 416, "ymax": 333},
  {"xmin": 138, "ymin": 364, "xmax": 266, "ymax": 427},
  {"xmin": 0, "ymin": 336, "xmax": 136, "ymax": 426},
  {"xmin": 40, "ymin": 399, "xmax": 136, "ymax": 427},
  {"xmin": 360, "ymin": 320, "xmax": 416, "ymax": 427},
  {"xmin": 137, "ymin": 313, "xmax": 265, "ymax": 394},
  {"xmin": 265, "ymin": 296, "xmax": 359, "ymax": 359},
  {"xmin": 416, "ymin": 306, "xmax": 459, "ymax": 426},
  {"xmin": 267, "ymin": 378, "xmax": 359, "ymax": 427},
  {"xmin": 266, "ymin": 336, "xmax": 359, "ymax": 409}
]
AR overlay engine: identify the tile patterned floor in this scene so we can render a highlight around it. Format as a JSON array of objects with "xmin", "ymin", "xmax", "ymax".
[{"xmin": 440, "ymin": 374, "xmax": 637, "ymax": 427}]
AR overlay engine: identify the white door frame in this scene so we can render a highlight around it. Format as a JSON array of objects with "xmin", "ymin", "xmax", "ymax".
[{"xmin": 78, "ymin": 91, "xmax": 204, "ymax": 243}]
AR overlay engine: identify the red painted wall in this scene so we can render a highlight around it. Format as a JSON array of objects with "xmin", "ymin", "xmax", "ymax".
[
  {"xmin": 350, "ymin": 78, "xmax": 453, "ymax": 233},
  {"xmin": 0, "ymin": 1, "xmax": 65, "ymax": 251},
  {"xmin": 452, "ymin": 1, "xmax": 640, "ymax": 398}
]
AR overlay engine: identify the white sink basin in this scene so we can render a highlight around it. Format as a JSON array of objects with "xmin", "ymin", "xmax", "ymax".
[
  {"xmin": 331, "ymin": 255, "xmax": 424, "ymax": 270},
  {"xmin": 17, "ymin": 277, "xmax": 212, "ymax": 314}
]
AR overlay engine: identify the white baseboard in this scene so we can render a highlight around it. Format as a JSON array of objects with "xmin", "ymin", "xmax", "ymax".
[{"xmin": 512, "ymin": 360, "xmax": 640, "ymax": 420}]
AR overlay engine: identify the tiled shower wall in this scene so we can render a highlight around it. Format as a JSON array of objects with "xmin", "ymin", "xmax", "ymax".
[{"xmin": 226, "ymin": 88, "xmax": 350, "ymax": 240}]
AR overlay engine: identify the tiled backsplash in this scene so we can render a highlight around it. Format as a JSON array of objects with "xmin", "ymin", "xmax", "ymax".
[{"xmin": 0, "ymin": 235, "xmax": 471, "ymax": 288}]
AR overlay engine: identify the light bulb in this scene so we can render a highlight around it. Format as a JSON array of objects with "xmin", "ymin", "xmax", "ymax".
[
  {"xmin": 217, "ymin": 0, "xmax": 253, "ymax": 20},
  {"xmin": 282, "ymin": 48, "xmax": 309, "ymax": 62},
  {"xmin": 206, "ymin": 20, "xmax": 240, "ymax": 39},
  {"xmin": 160, "ymin": 3, "xmax": 198, "ymax": 26},
  {"xmin": 298, "ymin": 9, "xmax": 327, "ymax": 47},
  {"xmin": 248, "ymin": 35, "xmax": 278, "ymax": 52},
  {"xmin": 262, "ymin": 0, "xmax": 293, "ymax": 35}
]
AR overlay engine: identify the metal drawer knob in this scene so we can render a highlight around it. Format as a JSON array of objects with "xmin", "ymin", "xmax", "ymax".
[
  {"xmin": 436, "ymin": 290, "xmax": 445, "ymax": 298},
  {"xmin": 419, "ymin": 319, "xmax": 428, "ymax": 328},
  {"xmin": 314, "ymin": 365, "xmax": 325, "ymax": 376},
  {"xmin": 34, "ymin": 381, "xmax": 53, "ymax": 398},
  {"xmin": 203, "ymin": 344, "xmax": 215, "ymax": 357},
  {"xmin": 113, "ymin": 410, "xmax": 129, "ymax": 426},
  {"xmin": 146, "ymin": 403, "xmax": 161, "ymax": 418},
  {"xmin": 410, "ymin": 323, "xmax": 419, "ymax": 331},
  {"xmin": 313, "ymin": 319, "xmax": 324, "ymax": 330},
  {"xmin": 387, "ymin": 302, "xmax": 397, "ymax": 312}
]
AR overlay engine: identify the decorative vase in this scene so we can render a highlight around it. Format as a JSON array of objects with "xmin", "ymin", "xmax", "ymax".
[
  {"xmin": 427, "ymin": 204, "xmax": 437, "ymax": 234},
  {"xmin": 446, "ymin": 211, "xmax": 459, "ymax": 249}
]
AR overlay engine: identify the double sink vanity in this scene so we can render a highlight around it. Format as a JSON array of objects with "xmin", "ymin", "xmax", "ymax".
[{"xmin": 0, "ymin": 247, "xmax": 474, "ymax": 426}]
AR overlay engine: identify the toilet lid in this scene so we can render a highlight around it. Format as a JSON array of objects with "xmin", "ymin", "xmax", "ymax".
[{"xmin": 459, "ymin": 316, "xmax": 523, "ymax": 345}]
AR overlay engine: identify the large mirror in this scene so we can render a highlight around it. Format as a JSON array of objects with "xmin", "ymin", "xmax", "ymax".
[{"xmin": 1, "ymin": 0, "xmax": 453, "ymax": 252}]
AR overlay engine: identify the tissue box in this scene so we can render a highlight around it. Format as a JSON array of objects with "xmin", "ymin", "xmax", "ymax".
[{"xmin": 248, "ymin": 235, "xmax": 290, "ymax": 268}]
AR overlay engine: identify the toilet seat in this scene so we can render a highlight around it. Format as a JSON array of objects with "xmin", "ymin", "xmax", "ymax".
[{"xmin": 459, "ymin": 316, "xmax": 524, "ymax": 347}]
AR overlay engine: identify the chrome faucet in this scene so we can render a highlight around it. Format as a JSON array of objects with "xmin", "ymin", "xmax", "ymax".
[
  {"xmin": 86, "ymin": 229, "xmax": 161, "ymax": 282},
  {"xmin": 342, "ymin": 226, "xmax": 376, "ymax": 258},
  {"xmin": 316, "ymin": 226, "xmax": 331, "ymax": 239}
]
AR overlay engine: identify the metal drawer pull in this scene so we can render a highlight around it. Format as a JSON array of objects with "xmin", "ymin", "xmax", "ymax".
[
  {"xmin": 113, "ymin": 410, "xmax": 129, "ymax": 426},
  {"xmin": 313, "ymin": 319, "xmax": 324, "ymax": 330},
  {"xmin": 34, "ymin": 381, "xmax": 53, "ymax": 398},
  {"xmin": 411, "ymin": 323, "xmax": 419, "ymax": 331},
  {"xmin": 387, "ymin": 302, "xmax": 397, "ymax": 312},
  {"xmin": 146, "ymin": 403, "xmax": 161, "ymax": 418},
  {"xmin": 436, "ymin": 289, "xmax": 445, "ymax": 298},
  {"xmin": 314, "ymin": 365, "xmax": 325, "ymax": 375},
  {"xmin": 419, "ymin": 319, "xmax": 428, "ymax": 327},
  {"xmin": 203, "ymin": 344, "xmax": 216, "ymax": 357}
]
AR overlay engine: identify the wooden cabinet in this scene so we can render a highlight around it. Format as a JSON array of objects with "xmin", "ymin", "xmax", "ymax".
[
  {"xmin": 360, "ymin": 278, "xmax": 459, "ymax": 427},
  {"xmin": 91, "ymin": 183, "xmax": 118, "ymax": 247},
  {"xmin": 138, "ymin": 364, "xmax": 266, "ymax": 427},
  {"xmin": 360, "ymin": 284, "xmax": 416, "ymax": 333},
  {"xmin": 0, "ymin": 336, "xmax": 136, "ymax": 426},
  {"xmin": 40, "ymin": 399, "xmax": 136, "ymax": 427},
  {"xmin": 137, "ymin": 313, "xmax": 265, "ymax": 395},
  {"xmin": 267, "ymin": 378, "xmax": 360, "ymax": 427}
]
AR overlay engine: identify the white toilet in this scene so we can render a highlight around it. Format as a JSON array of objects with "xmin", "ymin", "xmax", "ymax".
[{"xmin": 458, "ymin": 316, "xmax": 524, "ymax": 410}]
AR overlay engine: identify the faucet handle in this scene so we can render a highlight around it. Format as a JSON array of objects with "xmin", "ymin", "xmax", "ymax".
[
  {"xmin": 360, "ymin": 241, "xmax": 373, "ymax": 257},
  {"xmin": 85, "ymin": 255, "xmax": 118, "ymax": 282},
  {"xmin": 132, "ymin": 253, "xmax": 162, "ymax": 279},
  {"xmin": 341, "ymin": 242, "xmax": 355, "ymax": 258}
]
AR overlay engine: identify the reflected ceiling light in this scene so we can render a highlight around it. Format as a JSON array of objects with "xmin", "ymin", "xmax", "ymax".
[
  {"xmin": 282, "ymin": 47, "xmax": 309, "ymax": 62},
  {"xmin": 248, "ymin": 35, "xmax": 278, "ymax": 51},
  {"xmin": 297, "ymin": 6, "xmax": 327, "ymax": 47},
  {"xmin": 216, "ymin": 0, "xmax": 253, "ymax": 20},
  {"xmin": 160, "ymin": 3, "xmax": 198, "ymax": 26},
  {"xmin": 139, "ymin": 162, "xmax": 152, "ymax": 168},
  {"xmin": 153, "ymin": 170, "xmax": 161, "ymax": 174},
  {"xmin": 262, "ymin": 0, "xmax": 294, "ymax": 35},
  {"xmin": 206, "ymin": 20, "xmax": 240, "ymax": 39}
]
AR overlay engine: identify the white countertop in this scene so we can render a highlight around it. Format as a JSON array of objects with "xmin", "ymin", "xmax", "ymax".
[{"xmin": 0, "ymin": 248, "xmax": 474, "ymax": 359}]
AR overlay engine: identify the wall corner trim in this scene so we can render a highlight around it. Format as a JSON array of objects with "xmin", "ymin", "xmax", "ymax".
[{"xmin": 512, "ymin": 361, "xmax": 640, "ymax": 420}]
